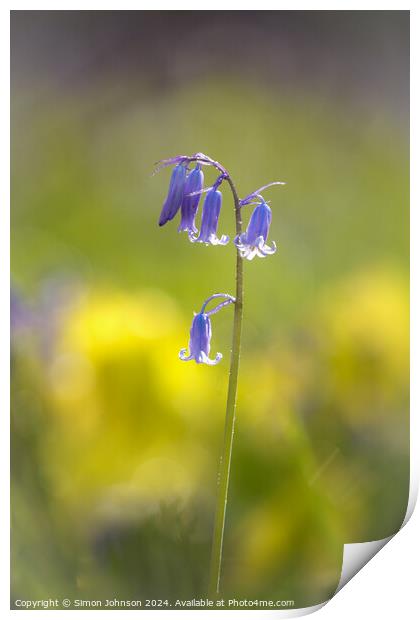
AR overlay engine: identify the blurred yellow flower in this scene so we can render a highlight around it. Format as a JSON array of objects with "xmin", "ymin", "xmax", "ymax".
[
  {"xmin": 315, "ymin": 266, "xmax": 409, "ymax": 425},
  {"xmin": 43, "ymin": 287, "xmax": 219, "ymax": 520}
]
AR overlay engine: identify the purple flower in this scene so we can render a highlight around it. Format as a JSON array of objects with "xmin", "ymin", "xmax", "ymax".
[
  {"xmin": 179, "ymin": 313, "xmax": 221, "ymax": 365},
  {"xmin": 179, "ymin": 294, "xmax": 235, "ymax": 365},
  {"xmin": 178, "ymin": 165, "xmax": 204, "ymax": 234},
  {"xmin": 234, "ymin": 200, "xmax": 276, "ymax": 260},
  {"xmin": 158, "ymin": 164, "xmax": 188, "ymax": 227},
  {"xmin": 189, "ymin": 187, "xmax": 229, "ymax": 246},
  {"xmin": 11, "ymin": 289, "xmax": 31, "ymax": 334}
]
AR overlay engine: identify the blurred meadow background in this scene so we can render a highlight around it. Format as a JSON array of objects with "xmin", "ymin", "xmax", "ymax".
[{"xmin": 11, "ymin": 10, "xmax": 409, "ymax": 609}]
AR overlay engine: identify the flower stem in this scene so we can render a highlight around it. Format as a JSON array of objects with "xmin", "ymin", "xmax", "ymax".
[{"xmin": 208, "ymin": 176, "xmax": 244, "ymax": 597}]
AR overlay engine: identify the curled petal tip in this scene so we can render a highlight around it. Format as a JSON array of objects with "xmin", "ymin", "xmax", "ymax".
[
  {"xmin": 179, "ymin": 348, "xmax": 193, "ymax": 361},
  {"xmin": 209, "ymin": 234, "xmax": 229, "ymax": 246},
  {"xmin": 245, "ymin": 249, "xmax": 259, "ymax": 260},
  {"xmin": 179, "ymin": 224, "xmax": 198, "ymax": 234},
  {"xmin": 204, "ymin": 352, "xmax": 223, "ymax": 366},
  {"xmin": 259, "ymin": 240, "xmax": 277, "ymax": 256}
]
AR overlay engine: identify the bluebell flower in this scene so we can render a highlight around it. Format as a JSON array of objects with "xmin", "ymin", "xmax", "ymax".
[
  {"xmin": 178, "ymin": 165, "xmax": 204, "ymax": 234},
  {"xmin": 158, "ymin": 163, "xmax": 188, "ymax": 227},
  {"xmin": 179, "ymin": 312, "xmax": 221, "ymax": 365},
  {"xmin": 234, "ymin": 199, "xmax": 276, "ymax": 260},
  {"xmin": 189, "ymin": 187, "xmax": 229, "ymax": 246},
  {"xmin": 179, "ymin": 294, "xmax": 235, "ymax": 365}
]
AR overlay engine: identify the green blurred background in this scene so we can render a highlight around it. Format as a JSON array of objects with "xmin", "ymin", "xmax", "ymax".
[{"xmin": 11, "ymin": 10, "xmax": 409, "ymax": 609}]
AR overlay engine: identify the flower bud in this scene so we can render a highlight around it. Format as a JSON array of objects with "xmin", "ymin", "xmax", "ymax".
[
  {"xmin": 178, "ymin": 165, "xmax": 204, "ymax": 234},
  {"xmin": 158, "ymin": 164, "xmax": 187, "ymax": 227}
]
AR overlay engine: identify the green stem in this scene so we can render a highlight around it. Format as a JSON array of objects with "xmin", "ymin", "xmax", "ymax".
[{"xmin": 208, "ymin": 177, "xmax": 244, "ymax": 597}]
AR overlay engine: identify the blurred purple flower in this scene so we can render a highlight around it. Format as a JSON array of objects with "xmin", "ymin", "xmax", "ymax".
[
  {"xmin": 10, "ymin": 289, "xmax": 32, "ymax": 334},
  {"xmin": 234, "ymin": 199, "xmax": 276, "ymax": 260},
  {"xmin": 189, "ymin": 186, "xmax": 229, "ymax": 246},
  {"xmin": 178, "ymin": 165, "xmax": 204, "ymax": 234},
  {"xmin": 158, "ymin": 163, "xmax": 187, "ymax": 227}
]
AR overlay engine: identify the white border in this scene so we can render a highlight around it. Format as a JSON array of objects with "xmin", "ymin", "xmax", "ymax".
[
  {"xmin": 3, "ymin": 3, "xmax": 417, "ymax": 618},
  {"xmin": 1, "ymin": 2, "xmax": 11, "ymax": 617}
]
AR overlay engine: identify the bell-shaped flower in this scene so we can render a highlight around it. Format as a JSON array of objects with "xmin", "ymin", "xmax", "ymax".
[
  {"xmin": 179, "ymin": 294, "xmax": 235, "ymax": 365},
  {"xmin": 178, "ymin": 165, "xmax": 204, "ymax": 234},
  {"xmin": 189, "ymin": 187, "xmax": 229, "ymax": 246},
  {"xmin": 158, "ymin": 163, "xmax": 188, "ymax": 227},
  {"xmin": 234, "ymin": 199, "xmax": 276, "ymax": 260}
]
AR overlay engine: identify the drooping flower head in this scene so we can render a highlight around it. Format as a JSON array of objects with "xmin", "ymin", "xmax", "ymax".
[
  {"xmin": 179, "ymin": 294, "xmax": 235, "ymax": 365},
  {"xmin": 158, "ymin": 163, "xmax": 188, "ymax": 227},
  {"xmin": 179, "ymin": 312, "xmax": 221, "ymax": 365},
  {"xmin": 178, "ymin": 164, "xmax": 204, "ymax": 234},
  {"xmin": 190, "ymin": 182, "xmax": 229, "ymax": 246},
  {"xmin": 234, "ymin": 199, "xmax": 276, "ymax": 260}
]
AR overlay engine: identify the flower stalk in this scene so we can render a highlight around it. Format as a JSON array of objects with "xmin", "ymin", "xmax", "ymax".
[
  {"xmin": 208, "ymin": 175, "xmax": 244, "ymax": 597},
  {"xmin": 155, "ymin": 151, "xmax": 284, "ymax": 597}
]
